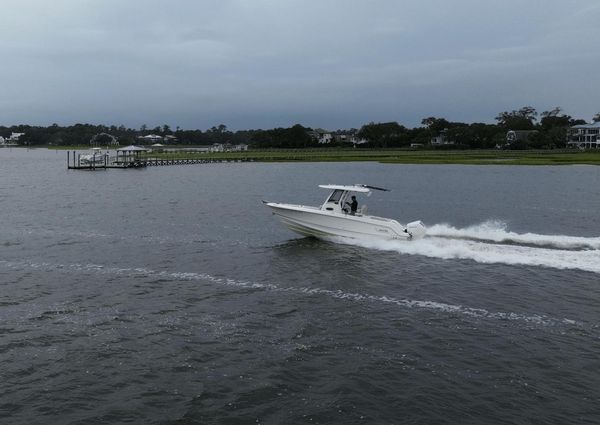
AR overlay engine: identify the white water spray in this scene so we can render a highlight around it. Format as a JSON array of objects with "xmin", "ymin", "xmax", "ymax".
[{"xmin": 343, "ymin": 221, "xmax": 600, "ymax": 274}]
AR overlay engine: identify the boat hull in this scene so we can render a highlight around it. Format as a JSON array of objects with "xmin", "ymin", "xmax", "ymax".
[
  {"xmin": 266, "ymin": 202, "xmax": 425, "ymax": 241},
  {"xmin": 80, "ymin": 154, "xmax": 108, "ymax": 165}
]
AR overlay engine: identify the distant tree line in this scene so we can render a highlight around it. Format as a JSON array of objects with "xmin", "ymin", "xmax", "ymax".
[
  {"xmin": 0, "ymin": 123, "xmax": 254, "ymax": 147},
  {"xmin": 1, "ymin": 106, "xmax": 596, "ymax": 149}
]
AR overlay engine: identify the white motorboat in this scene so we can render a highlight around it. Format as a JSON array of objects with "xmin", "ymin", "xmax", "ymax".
[
  {"xmin": 264, "ymin": 184, "xmax": 426, "ymax": 241},
  {"xmin": 80, "ymin": 148, "xmax": 109, "ymax": 165}
]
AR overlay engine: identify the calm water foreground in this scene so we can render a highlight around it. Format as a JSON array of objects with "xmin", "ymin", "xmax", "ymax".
[{"xmin": 1, "ymin": 148, "xmax": 599, "ymax": 424}]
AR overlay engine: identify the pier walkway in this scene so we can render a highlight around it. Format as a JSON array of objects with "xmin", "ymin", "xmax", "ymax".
[{"xmin": 67, "ymin": 151, "xmax": 255, "ymax": 170}]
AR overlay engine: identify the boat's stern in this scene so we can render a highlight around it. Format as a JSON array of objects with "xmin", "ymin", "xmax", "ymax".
[{"xmin": 406, "ymin": 220, "xmax": 426, "ymax": 240}]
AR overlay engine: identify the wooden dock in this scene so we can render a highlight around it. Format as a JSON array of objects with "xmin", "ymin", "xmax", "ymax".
[
  {"xmin": 67, "ymin": 151, "xmax": 254, "ymax": 170},
  {"xmin": 143, "ymin": 157, "xmax": 253, "ymax": 166}
]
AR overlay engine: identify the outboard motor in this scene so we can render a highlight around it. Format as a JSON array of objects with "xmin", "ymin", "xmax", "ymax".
[{"xmin": 405, "ymin": 220, "xmax": 426, "ymax": 240}]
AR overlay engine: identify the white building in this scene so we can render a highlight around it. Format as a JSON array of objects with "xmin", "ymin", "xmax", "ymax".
[
  {"xmin": 6, "ymin": 132, "xmax": 25, "ymax": 143},
  {"xmin": 0, "ymin": 132, "xmax": 24, "ymax": 145},
  {"xmin": 319, "ymin": 133, "xmax": 333, "ymax": 144},
  {"xmin": 430, "ymin": 129, "xmax": 454, "ymax": 145},
  {"xmin": 567, "ymin": 122, "xmax": 600, "ymax": 149},
  {"xmin": 209, "ymin": 143, "xmax": 249, "ymax": 152},
  {"xmin": 138, "ymin": 134, "xmax": 178, "ymax": 144},
  {"xmin": 138, "ymin": 134, "xmax": 164, "ymax": 143},
  {"xmin": 232, "ymin": 143, "xmax": 248, "ymax": 151},
  {"xmin": 308, "ymin": 129, "xmax": 333, "ymax": 144},
  {"xmin": 334, "ymin": 133, "xmax": 368, "ymax": 146}
]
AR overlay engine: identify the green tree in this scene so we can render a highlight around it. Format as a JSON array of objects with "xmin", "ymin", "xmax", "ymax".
[
  {"xmin": 249, "ymin": 124, "xmax": 313, "ymax": 148},
  {"xmin": 495, "ymin": 106, "xmax": 537, "ymax": 130},
  {"xmin": 540, "ymin": 107, "xmax": 571, "ymax": 130},
  {"xmin": 358, "ymin": 122, "xmax": 408, "ymax": 147},
  {"xmin": 421, "ymin": 117, "xmax": 451, "ymax": 134}
]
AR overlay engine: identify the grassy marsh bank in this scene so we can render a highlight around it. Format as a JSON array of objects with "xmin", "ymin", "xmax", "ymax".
[{"xmin": 145, "ymin": 149, "xmax": 600, "ymax": 165}]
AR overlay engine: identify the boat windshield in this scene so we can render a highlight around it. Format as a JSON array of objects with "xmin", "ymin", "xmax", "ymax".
[{"xmin": 327, "ymin": 190, "xmax": 344, "ymax": 204}]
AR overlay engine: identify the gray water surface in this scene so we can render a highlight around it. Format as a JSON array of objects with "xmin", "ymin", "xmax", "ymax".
[{"xmin": 1, "ymin": 148, "xmax": 599, "ymax": 424}]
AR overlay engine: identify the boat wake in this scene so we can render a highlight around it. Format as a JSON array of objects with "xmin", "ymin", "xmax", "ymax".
[
  {"xmin": 339, "ymin": 220, "xmax": 600, "ymax": 274},
  {"xmin": 0, "ymin": 260, "xmax": 585, "ymax": 329}
]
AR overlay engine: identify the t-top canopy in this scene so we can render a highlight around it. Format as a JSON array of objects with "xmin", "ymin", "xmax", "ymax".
[{"xmin": 318, "ymin": 184, "xmax": 372, "ymax": 193}]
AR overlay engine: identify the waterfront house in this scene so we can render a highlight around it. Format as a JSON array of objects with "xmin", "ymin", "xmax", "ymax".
[
  {"xmin": 309, "ymin": 129, "xmax": 366, "ymax": 146},
  {"xmin": 209, "ymin": 143, "xmax": 248, "ymax": 152},
  {"xmin": 232, "ymin": 143, "xmax": 248, "ymax": 151},
  {"xmin": 6, "ymin": 132, "xmax": 25, "ymax": 144},
  {"xmin": 308, "ymin": 129, "xmax": 333, "ymax": 144},
  {"xmin": 567, "ymin": 122, "xmax": 600, "ymax": 149},
  {"xmin": 210, "ymin": 143, "xmax": 224, "ymax": 152},
  {"xmin": 138, "ymin": 134, "xmax": 163, "ymax": 144},
  {"xmin": 430, "ymin": 129, "xmax": 454, "ymax": 146},
  {"xmin": 138, "ymin": 134, "xmax": 178, "ymax": 144},
  {"xmin": 333, "ymin": 133, "xmax": 368, "ymax": 146}
]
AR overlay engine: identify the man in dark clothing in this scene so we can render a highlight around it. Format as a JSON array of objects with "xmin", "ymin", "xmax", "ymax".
[{"xmin": 346, "ymin": 195, "xmax": 358, "ymax": 215}]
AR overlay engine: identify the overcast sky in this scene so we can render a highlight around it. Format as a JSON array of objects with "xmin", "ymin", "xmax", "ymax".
[{"xmin": 1, "ymin": 0, "xmax": 599, "ymax": 130}]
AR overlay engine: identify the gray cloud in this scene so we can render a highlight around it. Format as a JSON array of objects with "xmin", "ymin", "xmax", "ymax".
[{"xmin": 1, "ymin": 0, "xmax": 599, "ymax": 130}]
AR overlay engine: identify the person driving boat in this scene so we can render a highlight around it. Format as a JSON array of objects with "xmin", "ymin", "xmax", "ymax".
[{"xmin": 345, "ymin": 195, "xmax": 358, "ymax": 215}]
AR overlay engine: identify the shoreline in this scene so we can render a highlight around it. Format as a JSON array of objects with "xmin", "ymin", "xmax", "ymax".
[{"xmin": 12, "ymin": 146, "xmax": 600, "ymax": 165}]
